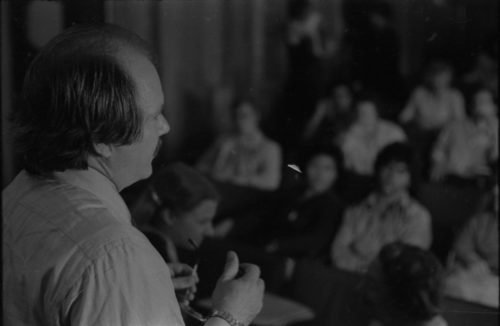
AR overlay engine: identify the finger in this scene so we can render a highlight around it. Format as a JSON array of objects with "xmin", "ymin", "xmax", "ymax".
[
  {"xmin": 238, "ymin": 263, "xmax": 261, "ymax": 281},
  {"xmin": 172, "ymin": 275, "xmax": 197, "ymax": 290},
  {"xmin": 219, "ymin": 251, "xmax": 239, "ymax": 281},
  {"xmin": 258, "ymin": 278, "xmax": 266, "ymax": 292},
  {"xmin": 168, "ymin": 263, "xmax": 194, "ymax": 277}
]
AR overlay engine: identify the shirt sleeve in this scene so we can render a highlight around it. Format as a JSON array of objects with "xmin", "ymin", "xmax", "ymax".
[
  {"xmin": 402, "ymin": 204, "xmax": 432, "ymax": 250},
  {"xmin": 62, "ymin": 234, "xmax": 184, "ymax": 326},
  {"xmin": 399, "ymin": 89, "xmax": 418, "ymax": 123},
  {"xmin": 331, "ymin": 207, "xmax": 365, "ymax": 271},
  {"xmin": 451, "ymin": 90, "xmax": 465, "ymax": 120},
  {"xmin": 248, "ymin": 141, "xmax": 282, "ymax": 191},
  {"xmin": 453, "ymin": 216, "xmax": 483, "ymax": 267}
]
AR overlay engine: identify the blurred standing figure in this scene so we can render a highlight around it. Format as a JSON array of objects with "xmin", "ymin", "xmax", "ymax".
[
  {"xmin": 340, "ymin": 96, "xmax": 406, "ymax": 176},
  {"xmin": 431, "ymin": 88, "xmax": 498, "ymax": 183},
  {"xmin": 197, "ymin": 99, "xmax": 282, "ymax": 191},
  {"xmin": 281, "ymin": 0, "xmax": 332, "ymax": 154},
  {"xmin": 356, "ymin": 1, "xmax": 401, "ymax": 97},
  {"xmin": 331, "ymin": 143, "xmax": 432, "ymax": 273},
  {"xmin": 3, "ymin": 24, "xmax": 264, "ymax": 326}
]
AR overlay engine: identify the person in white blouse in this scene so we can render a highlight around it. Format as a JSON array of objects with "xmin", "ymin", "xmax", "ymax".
[{"xmin": 197, "ymin": 99, "xmax": 282, "ymax": 191}]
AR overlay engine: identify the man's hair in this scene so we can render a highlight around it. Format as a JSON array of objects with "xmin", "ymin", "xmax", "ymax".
[
  {"xmin": 374, "ymin": 142, "xmax": 413, "ymax": 179},
  {"xmin": 13, "ymin": 23, "xmax": 156, "ymax": 176},
  {"xmin": 378, "ymin": 242, "xmax": 444, "ymax": 322},
  {"xmin": 150, "ymin": 163, "xmax": 220, "ymax": 219},
  {"xmin": 300, "ymin": 142, "xmax": 344, "ymax": 177}
]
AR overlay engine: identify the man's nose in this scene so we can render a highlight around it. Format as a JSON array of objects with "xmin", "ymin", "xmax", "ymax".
[{"xmin": 158, "ymin": 114, "xmax": 170, "ymax": 135}]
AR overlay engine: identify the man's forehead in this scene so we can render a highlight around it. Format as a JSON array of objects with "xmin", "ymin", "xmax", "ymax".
[{"xmin": 114, "ymin": 46, "xmax": 164, "ymax": 110}]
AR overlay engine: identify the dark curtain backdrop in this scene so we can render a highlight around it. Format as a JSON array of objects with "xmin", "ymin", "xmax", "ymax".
[{"xmin": 2, "ymin": 0, "xmax": 496, "ymax": 188}]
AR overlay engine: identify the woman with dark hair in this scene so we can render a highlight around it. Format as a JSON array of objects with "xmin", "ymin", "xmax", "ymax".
[
  {"xmin": 197, "ymin": 99, "xmax": 282, "ymax": 191},
  {"xmin": 331, "ymin": 142, "xmax": 432, "ymax": 273},
  {"xmin": 263, "ymin": 144, "xmax": 344, "ymax": 261},
  {"xmin": 363, "ymin": 242, "xmax": 447, "ymax": 326}
]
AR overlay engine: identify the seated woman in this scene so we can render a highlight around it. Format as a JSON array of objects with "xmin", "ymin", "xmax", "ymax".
[
  {"xmin": 263, "ymin": 144, "xmax": 344, "ymax": 261},
  {"xmin": 443, "ymin": 182, "xmax": 498, "ymax": 307},
  {"xmin": 399, "ymin": 60, "xmax": 465, "ymax": 133},
  {"xmin": 399, "ymin": 60, "xmax": 465, "ymax": 179},
  {"xmin": 340, "ymin": 95, "xmax": 406, "ymax": 176},
  {"xmin": 197, "ymin": 99, "xmax": 282, "ymax": 191},
  {"xmin": 431, "ymin": 87, "xmax": 498, "ymax": 184},
  {"xmin": 331, "ymin": 142, "xmax": 432, "ymax": 273},
  {"xmin": 363, "ymin": 242, "xmax": 447, "ymax": 326},
  {"xmin": 137, "ymin": 163, "xmax": 220, "ymax": 264}
]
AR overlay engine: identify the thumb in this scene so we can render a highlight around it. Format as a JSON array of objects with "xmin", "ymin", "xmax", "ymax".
[{"xmin": 219, "ymin": 251, "xmax": 239, "ymax": 282}]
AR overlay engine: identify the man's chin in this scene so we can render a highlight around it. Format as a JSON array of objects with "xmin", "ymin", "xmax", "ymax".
[{"xmin": 153, "ymin": 140, "xmax": 163, "ymax": 158}]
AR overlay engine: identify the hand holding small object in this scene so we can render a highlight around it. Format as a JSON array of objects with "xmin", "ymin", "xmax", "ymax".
[{"xmin": 211, "ymin": 251, "xmax": 265, "ymax": 326}]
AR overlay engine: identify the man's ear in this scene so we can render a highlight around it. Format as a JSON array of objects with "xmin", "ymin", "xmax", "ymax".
[{"xmin": 94, "ymin": 143, "xmax": 113, "ymax": 158}]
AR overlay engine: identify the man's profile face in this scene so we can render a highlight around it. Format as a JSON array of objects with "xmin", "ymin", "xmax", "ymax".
[{"xmin": 108, "ymin": 46, "xmax": 169, "ymax": 189}]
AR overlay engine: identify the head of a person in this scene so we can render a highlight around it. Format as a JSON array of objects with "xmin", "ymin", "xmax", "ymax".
[
  {"xmin": 231, "ymin": 99, "xmax": 260, "ymax": 135},
  {"xmin": 149, "ymin": 163, "xmax": 220, "ymax": 249},
  {"xmin": 355, "ymin": 95, "xmax": 379, "ymax": 130},
  {"xmin": 288, "ymin": 0, "xmax": 314, "ymax": 21},
  {"xmin": 14, "ymin": 24, "xmax": 169, "ymax": 190},
  {"xmin": 470, "ymin": 88, "xmax": 497, "ymax": 120},
  {"xmin": 330, "ymin": 83, "xmax": 353, "ymax": 112},
  {"xmin": 363, "ymin": 242, "xmax": 444, "ymax": 325},
  {"xmin": 300, "ymin": 144, "xmax": 344, "ymax": 194},
  {"xmin": 425, "ymin": 60, "xmax": 453, "ymax": 91},
  {"xmin": 374, "ymin": 142, "xmax": 413, "ymax": 196}
]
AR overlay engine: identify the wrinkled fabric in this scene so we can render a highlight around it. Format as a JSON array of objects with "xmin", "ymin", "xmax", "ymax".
[{"xmin": 3, "ymin": 169, "xmax": 184, "ymax": 326}]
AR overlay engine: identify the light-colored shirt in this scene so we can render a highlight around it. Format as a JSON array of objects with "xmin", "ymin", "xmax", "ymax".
[
  {"xmin": 197, "ymin": 132, "xmax": 282, "ymax": 190},
  {"xmin": 340, "ymin": 120, "xmax": 406, "ymax": 175},
  {"xmin": 3, "ymin": 169, "xmax": 184, "ymax": 326},
  {"xmin": 400, "ymin": 86, "xmax": 465, "ymax": 131},
  {"xmin": 331, "ymin": 192, "xmax": 432, "ymax": 273},
  {"xmin": 432, "ymin": 118, "xmax": 498, "ymax": 178},
  {"xmin": 453, "ymin": 211, "xmax": 498, "ymax": 274}
]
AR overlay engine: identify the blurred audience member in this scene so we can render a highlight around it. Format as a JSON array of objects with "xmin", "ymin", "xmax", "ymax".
[
  {"xmin": 197, "ymin": 99, "xmax": 282, "ymax": 191},
  {"xmin": 431, "ymin": 88, "xmax": 498, "ymax": 184},
  {"xmin": 399, "ymin": 60, "xmax": 465, "ymax": 179},
  {"xmin": 340, "ymin": 96, "xmax": 406, "ymax": 176},
  {"xmin": 400, "ymin": 61, "xmax": 465, "ymax": 132},
  {"xmin": 264, "ymin": 144, "xmax": 344, "ymax": 261},
  {"xmin": 462, "ymin": 48, "xmax": 498, "ymax": 102},
  {"xmin": 443, "ymin": 183, "xmax": 498, "ymax": 307},
  {"xmin": 135, "ymin": 163, "xmax": 219, "ymax": 263},
  {"xmin": 331, "ymin": 143, "xmax": 432, "ymax": 273},
  {"xmin": 281, "ymin": 0, "xmax": 333, "ymax": 153},
  {"xmin": 359, "ymin": 1, "xmax": 401, "ymax": 97},
  {"xmin": 363, "ymin": 242, "xmax": 447, "ymax": 326},
  {"xmin": 302, "ymin": 82, "xmax": 355, "ymax": 144}
]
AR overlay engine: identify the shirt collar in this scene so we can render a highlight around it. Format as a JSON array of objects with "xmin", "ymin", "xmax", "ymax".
[
  {"xmin": 368, "ymin": 191, "xmax": 411, "ymax": 207},
  {"xmin": 53, "ymin": 168, "xmax": 132, "ymax": 224}
]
